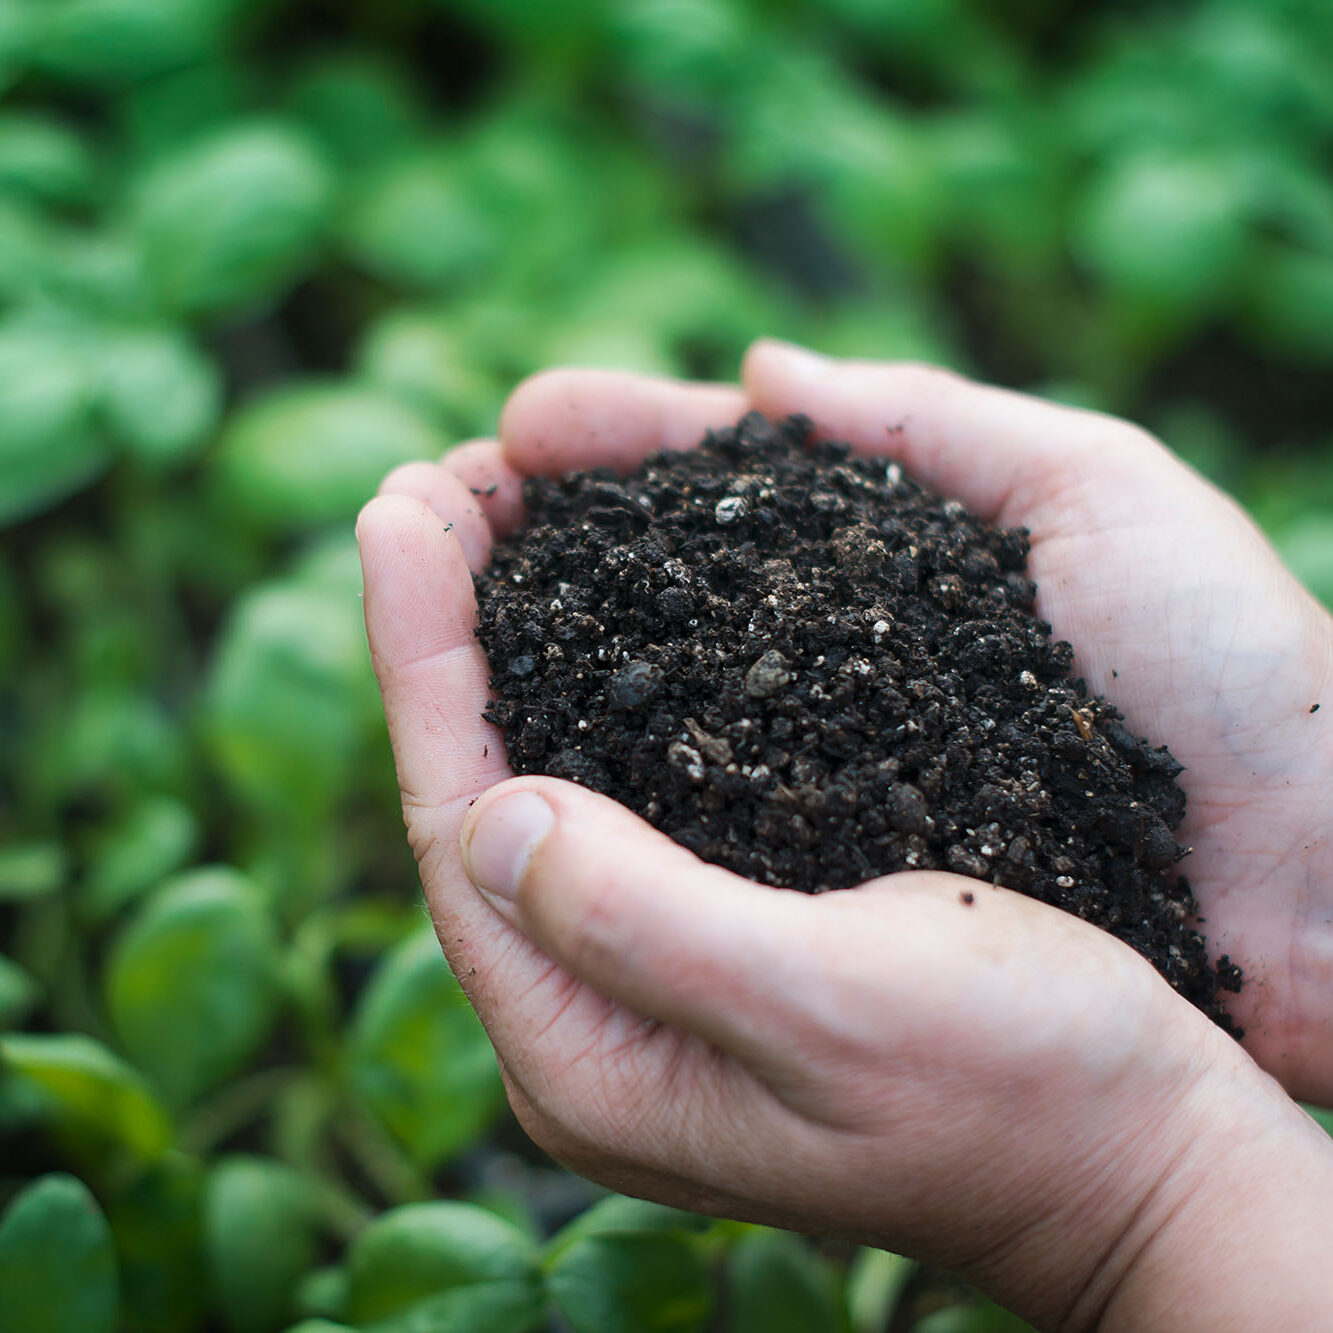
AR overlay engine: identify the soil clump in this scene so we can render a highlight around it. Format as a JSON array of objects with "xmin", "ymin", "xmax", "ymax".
[{"xmin": 475, "ymin": 413, "xmax": 1242, "ymax": 1029}]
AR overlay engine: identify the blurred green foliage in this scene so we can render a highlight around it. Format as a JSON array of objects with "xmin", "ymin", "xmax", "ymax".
[{"xmin": 2, "ymin": 0, "xmax": 1332, "ymax": 1330}]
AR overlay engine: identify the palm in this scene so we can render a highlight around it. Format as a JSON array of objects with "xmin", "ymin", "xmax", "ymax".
[
  {"xmin": 357, "ymin": 349, "xmax": 1333, "ymax": 1323},
  {"xmin": 356, "ymin": 370, "xmax": 1248, "ymax": 1323},
  {"xmin": 740, "ymin": 344, "xmax": 1333, "ymax": 1100},
  {"xmin": 358, "ymin": 344, "xmax": 1333, "ymax": 1183},
  {"xmin": 981, "ymin": 444, "xmax": 1330, "ymax": 1095}
]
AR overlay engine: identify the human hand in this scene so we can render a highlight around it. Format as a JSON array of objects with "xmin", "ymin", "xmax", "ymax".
[
  {"xmin": 739, "ymin": 343, "xmax": 1333, "ymax": 1105},
  {"xmin": 356, "ymin": 345, "xmax": 1333, "ymax": 1327}
]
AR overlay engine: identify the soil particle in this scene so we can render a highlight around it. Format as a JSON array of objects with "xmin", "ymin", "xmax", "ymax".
[
  {"xmin": 475, "ymin": 413, "xmax": 1242, "ymax": 1030},
  {"xmin": 744, "ymin": 650, "xmax": 793, "ymax": 699}
]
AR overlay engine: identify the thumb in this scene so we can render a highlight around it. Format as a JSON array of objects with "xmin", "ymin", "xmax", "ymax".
[{"xmin": 459, "ymin": 777, "xmax": 815, "ymax": 1065}]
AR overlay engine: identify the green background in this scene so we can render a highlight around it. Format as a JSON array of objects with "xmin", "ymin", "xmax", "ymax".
[{"xmin": 2, "ymin": 1, "xmax": 1332, "ymax": 1329}]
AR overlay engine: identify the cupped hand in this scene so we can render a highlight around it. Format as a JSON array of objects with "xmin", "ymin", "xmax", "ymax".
[
  {"xmin": 737, "ymin": 343, "xmax": 1333, "ymax": 1103},
  {"xmin": 356, "ymin": 344, "xmax": 1333, "ymax": 1328}
]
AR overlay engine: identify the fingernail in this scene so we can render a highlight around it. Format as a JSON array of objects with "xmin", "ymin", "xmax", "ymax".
[{"xmin": 462, "ymin": 790, "xmax": 555, "ymax": 903}]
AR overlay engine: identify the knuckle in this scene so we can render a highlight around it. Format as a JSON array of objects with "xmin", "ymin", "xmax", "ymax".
[{"xmin": 404, "ymin": 817, "xmax": 446, "ymax": 878}]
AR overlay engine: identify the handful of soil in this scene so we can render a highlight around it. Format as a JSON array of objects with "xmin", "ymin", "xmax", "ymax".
[{"xmin": 475, "ymin": 413, "xmax": 1241, "ymax": 1029}]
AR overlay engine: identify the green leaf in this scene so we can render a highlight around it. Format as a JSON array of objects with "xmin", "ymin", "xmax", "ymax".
[
  {"xmin": 205, "ymin": 1156, "xmax": 321, "ymax": 1333},
  {"xmin": 0, "ymin": 112, "xmax": 92, "ymax": 204},
  {"xmin": 203, "ymin": 579, "xmax": 379, "ymax": 816},
  {"xmin": 98, "ymin": 326, "xmax": 222, "ymax": 464},
  {"xmin": 42, "ymin": 687, "xmax": 185, "ymax": 796},
  {"xmin": 83, "ymin": 793, "xmax": 201, "ymax": 919},
  {"xmin": 289, "ymin": 529, "xmax": 370, "ymax": 596},
  {"xmin": 345, "ymin": 1202, "xmax": 543, "ymax": 1333},
  {"xmin": 545, "ymin": 1196, "xmax": 707, "ymax": 1261},
  {"xmin": 846, "ymin": 1248, "xmax": 913, "ymax": 1333},
  {"xmin": 0, "ymin": 550, "xmax": 17, "ymax": 669},
  {"xmin": 341, "ymin": 146, "xmax": 496, "ymax": 290},
  {"xmin": 0, "ymin": 310, "xmax": 107, "ymax": 526},
  {"xmin": 1274, "ymin": 514, "xmax": 1333, "ymax": 609},
  {"xmin": 355, "ymin": 308, "xmax": 502, "ymax": 433},
  {"xmin": 0, "ymin": 840, "xmax": 67, "ymax": 900},
  {"xmin": 538, "ymin": 322, "xmax": 673, "ymax": 377},
  {"xmin": 106, "ymin": 1155, "xmax": 207, "ymax": 1333},
  {"xmin": 0, "ymin": 1, "xmax": 35, "ymax": 92},
  {"xmin": 45, "ymin": 227, "xmax": 151, "ymax": 317},
  {"xmin": 0, "ymin": 198, "xmax": 51, "ymax": 302},
  {"xmin": 106, "ymin": 867, "xmax": 280, "ymax": 1107},
  {"xmin": 607, "ymin": 0, "xmax": 755, "ymax": 102},
  {"xmin": 347, "ymin": 928, "xmax": 505, "ymax": 1171},
  {"xmin": 725, "ymin": 1230, "xmax": 847, "ymax": 1333},
  {"xmin": 1244, "ymin": 244, "xmax": 1333, "ymax": 362},
  {"xmin": 0, "ymin": 951, "xmax": 38, "ymax": 1027},
  {"xmin": 933, "ymin": 111, "xmax": 1057, "ymax": 263},
  {"xmin": 450, "ymin": 108, "xmax": 616, "ymax": 286},
  {"xmin": 442, "ymin": 0, "xmax": 606, "ymax": 45},
  {"xmin": 214, "ymin": 381, "xmax": 445, "ymax": 530},
  {"xmin": 0, "ymin": 1174, "xmax": 119, "ymax": 1333},
  {"xmin": 914, "ymin": 1297, "xmax": 1036, "ymax": 1333},
  {"xmin": 0, "ymin": 1032, "xmax": 172, "ymax": 1158},
  {"xmin": 1152, "ymin": 401, "xmax": 1247, "ymax": 494},
  {"xmin": 287, "ymin": 52, "xmax": 426, "ymax": 168},
  {"xmin": 118, "ymin": 59, "xmax": 254, "ymax": 162},
  {"xmin": 548, "ymin": 1231, "xmax": 712, "ymax": 1333},
  {"xmin": 551, "ymin": 237, "xmax": 781, "ymax": 363},
  {"xmin": 283, "ymin": 1323, "xmax": 356, "ymax": 1333},
  {"xmin": 1074, "ymin": 152, "xmax": 1250, "ymax": 317},
  {"xmin": 295, "ymin": 1266, "xmax": 350, "ymax": 1322},
  {"xmin": 812, "ymin": 302, "xmax": 955, "ymax": 370},
  {"xmin": 131, "ymin": 120, "xmax": 332, "ymax": 316},
  {"xmin": 31, "ymin": 0, "xmax": 238, "ymax": 86}
]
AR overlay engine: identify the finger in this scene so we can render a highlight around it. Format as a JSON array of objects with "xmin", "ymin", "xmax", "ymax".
[
  {"xmin": 357, "ymin": 494, "xmax": 508, "ymax": 880},
  {"xmin": 358, "ymin": 495, "xmax": 584, "ymax": 1037},
  {"xmin": 459, "ymin": 775, "xmax": 817, "ymax": 1072},
  {"xmin": 377, "ymin": 463, "xmax": 492, "ymax": 572},
  {"xmin": 358, "ymin": 495, "xmax": 672, "ymax": 1095},
  {"xmin": 441, "ymin": 439, "xmax": 526, "ymax": 537},
  {"xmin": 457, "ymin": 774, "xmax": 1205, "ymax": 1126},
  {"xmin": 499, "ymin": 368, "xmax": 748, "ymax": 476},
  {"xmin": 741, "ymin": 339, "xmax": 1170, "ymax": 525}
]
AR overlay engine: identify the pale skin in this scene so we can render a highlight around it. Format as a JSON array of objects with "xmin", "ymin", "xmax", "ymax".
[{"xmin": 357, "ymin": 340, "xmax": 1333, "ymax": 1329}]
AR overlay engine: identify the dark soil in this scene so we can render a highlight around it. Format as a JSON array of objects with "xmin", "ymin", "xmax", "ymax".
[{"xmin": 475, "ymin": 413, "xmax": 1242, "ymax": 1030}]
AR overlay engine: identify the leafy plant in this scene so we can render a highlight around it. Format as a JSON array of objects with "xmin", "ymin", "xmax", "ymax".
[{"xmin": 3, "ymin": 0, "xmax": 1332, "ymax": 1329}]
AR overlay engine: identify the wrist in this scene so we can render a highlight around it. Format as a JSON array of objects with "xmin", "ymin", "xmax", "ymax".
[
  {"xmin": 958, "ymin": 1019, "xmax": 1333, "ymax": 1331},
  {"xmin": 1079, "ymin": 1044, "xmax": 1333, "ymax": 1331}
]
